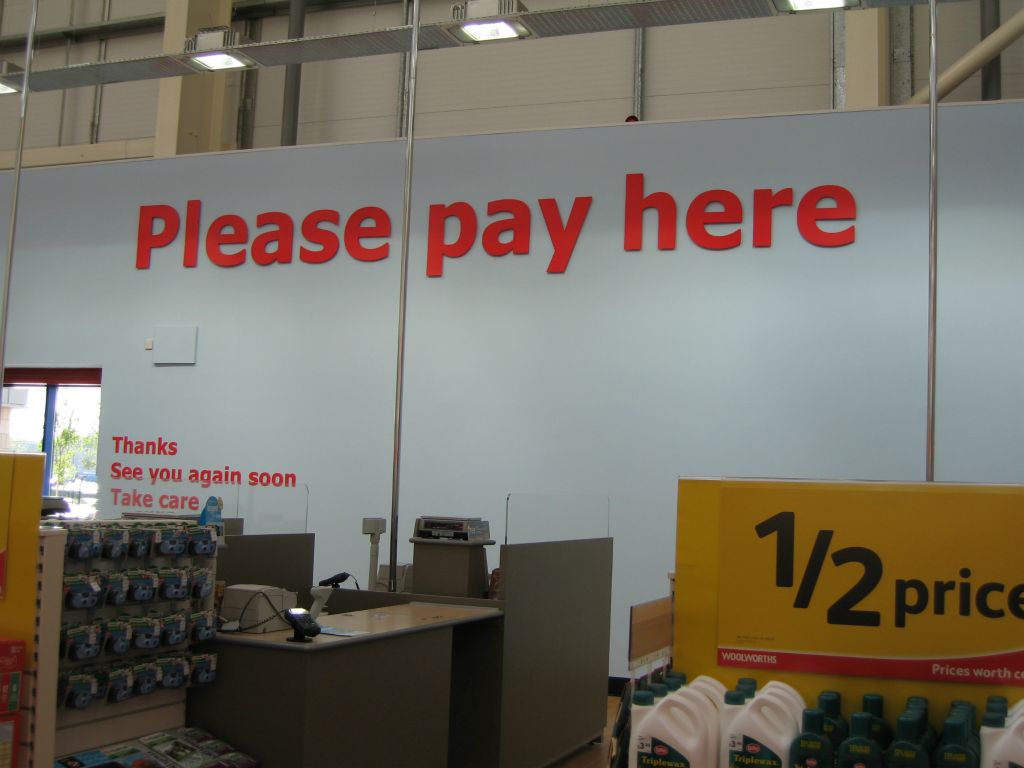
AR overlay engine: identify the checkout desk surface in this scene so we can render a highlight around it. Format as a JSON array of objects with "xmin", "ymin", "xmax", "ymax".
[
  {"xmin": 187, "ymin": 602, "xmax": 503, "ymax": 768},
  {"xmin": 217, "ymin": 601, "xmax": 501, "ymax": 650}
]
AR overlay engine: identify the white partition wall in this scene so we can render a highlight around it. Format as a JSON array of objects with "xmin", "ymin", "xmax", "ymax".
[{"xmin": 2, "ymin": 101, "xmax": 1021, "ymax": 674}]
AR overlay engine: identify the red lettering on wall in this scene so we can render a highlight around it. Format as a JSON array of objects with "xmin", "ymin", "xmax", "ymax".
[
  {"xmin": 624, "ymin": 173, "xmax": 677, "ymax": 252},
  {"xmin": 184, "ymin": 199, "xmax": 202, "ymax": 267},
  {"xmin": 797, "ymin": 185, "xmax": 857, "ymax": 247},
  {"xmin": 539, "ymin": 197, "xmax": 593, "ymax": 274},
  {"xmin": 136, "ymin": 205, "xmax": 179, "ymax": 269},
  {"xmin": 252, "ymin": 212, "xmax": 294, "ymax": 265},
  {"xmin": 685, "ymin": 190, "xmax": 743, "ymax": 250},
  {"xmin": 482, "ymin": 199, "xmax": 531, "ymax": 257},
  {"xmin": 206, "ymin": 215, "xmax": 249, "ymax": 267},
  {"xmin": 344, "ymin": 207, "xmax": 391, "ymax": 262},
  {"xmin": 752, "ymin": 188, "xmax": 794, "ymax": 248},
  {"xmin": 427, "ymin": 202, "xmax": 477, "ymax": 278},
  {"xmin": 300, "ymin": 209, "xmax": 340, "ymax": 264}
]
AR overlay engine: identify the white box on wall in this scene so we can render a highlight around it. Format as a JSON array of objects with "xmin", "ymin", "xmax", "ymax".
[{"xmin": 152, "ymin": 326, "xmax": 198, "ymax": 365}]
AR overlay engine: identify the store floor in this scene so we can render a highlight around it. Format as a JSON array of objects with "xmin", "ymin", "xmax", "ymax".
[{"xmin": 547, "ymin": 696, "xmax": 618, "ymax": 767}]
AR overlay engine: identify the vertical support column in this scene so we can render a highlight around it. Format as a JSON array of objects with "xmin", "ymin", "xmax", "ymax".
[
  {"xmin": 844, "ymin": 9, "xmax": 891, "ymax": 108},
  {"xmin": 831, "ymin": 12, "xmax": 845, "ymax": 110},
  {"xmin": 154, "ymin": 0, "xmax": 232, "ymax": 157},
  {"xmin": 890, "ymin": 6, "xmax": 913, "ymax": 105},
  {"xmin": 633, "ymin": 28, "xmax": 645, "ymax": 120},
  {"xmin": 980, "ymin": 0, "xmax": 1002, "ymax": 100},
  {"xmin": 280, "ymin": 0, "xmax": 306, "ymax": 146}
]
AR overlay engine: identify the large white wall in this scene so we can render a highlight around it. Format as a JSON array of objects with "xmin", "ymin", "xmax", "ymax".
[{"xmin": 3, "ymin": 100, "xmax": 1022, "ymax": 675}]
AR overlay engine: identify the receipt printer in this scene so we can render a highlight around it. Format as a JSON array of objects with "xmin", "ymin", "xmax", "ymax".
[{"xmin": 222, "ymin": 584, "xmax": 297, "ymax": 633}]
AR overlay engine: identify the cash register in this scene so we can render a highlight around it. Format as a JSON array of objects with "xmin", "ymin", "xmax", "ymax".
[{"xmin": 410, "ymin": 517, "xmax": 495, "ymax": 598}]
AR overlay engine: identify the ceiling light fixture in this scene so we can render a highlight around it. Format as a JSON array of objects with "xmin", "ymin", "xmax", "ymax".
[
  {"xmin": 0, "ymin": 61, "xmax": 24, "ymax": 94},
  {"xmin": 449, "ymin": 0, "xmax": 533, "ymax": 43},
  {"xmin": 777, "ymin": 0, "xmax": 857, "ymax": 10},
  {"xmin": 183, "ymin": 27, "xmax": 255, "ymax": 72}
]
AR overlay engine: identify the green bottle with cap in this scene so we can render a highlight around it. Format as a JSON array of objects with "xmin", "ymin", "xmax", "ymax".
[
  {"xmin": 863, "ymin": 694, "xmax": 894, "ymax": 749},
  {"xmin": 790, "ymin": 709, "xmax": 834, "ymax": 768},
  {"xmin": 838, "ymin": 712, "xmax": 883, "ymax": 768},
  {"xmin": 819, "ymin": 692, "xmax": 849, "ymax": 751},
  {"xmin": 906, "ymin": 696, "xmax": 937, "ymax": 752},
  {"xmin": 985, "ymin": 697, "xmax": 1009, "ymax": 717},
  {"xmin": 886, "ymin": 712, "xmax": 930, "ymax": 768},
  {"xmin": 737, "ymin": 678, "xmax": 758, "ymax": 698},
  {"xmin": 933, "ymin": 715, "xmax": 980, "ymax": 768}
]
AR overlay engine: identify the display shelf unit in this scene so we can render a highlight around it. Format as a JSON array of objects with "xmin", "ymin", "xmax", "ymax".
[{"xmin": 28, "ymin": 519, "xmax": 218, "ymax": 765}]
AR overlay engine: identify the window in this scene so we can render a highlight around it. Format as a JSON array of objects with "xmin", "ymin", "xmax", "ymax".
[{"xmin": 1, "ymin": 369, "xmax": 102, "ymax": 518}]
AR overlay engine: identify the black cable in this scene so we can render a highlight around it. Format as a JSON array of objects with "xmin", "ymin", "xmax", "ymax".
[{"xmin": 234, "ymin": 589, "xmax": 291, "ymax": 632}]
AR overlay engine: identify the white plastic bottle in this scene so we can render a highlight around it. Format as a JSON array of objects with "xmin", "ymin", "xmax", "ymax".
[
  {"xmin": 630, "ymin": 689, "xmax": 657, "ymax": 768},
  {"xmin": 721, "ymin": 690, "xmax": 749, "ymax": 768},
  {"xmin": 637, "ymin": 691, "xmax": 715, "ymax": 768},
  {"xmin": 757, "ymin": 681, "xmax": 806, "ymax": 730},
  {"xmin": 672, "ymin": 685, "xmax": 720, "ymax": 768},
  {"xmin": 725, "ymin": 689, "xmax": 799, "ymax": 768},
  {"xmin": 981, "ymin": 711, "xmax": 1024, "ymax": 768},
  {"xmin": 690, "ymin": 676, "xmax": 729, "ymax": 711}
]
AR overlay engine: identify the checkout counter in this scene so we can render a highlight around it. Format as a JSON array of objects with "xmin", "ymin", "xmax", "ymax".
[{"xmin": 188, "ymin": 527, "xmax": 613, "ymax": 768}]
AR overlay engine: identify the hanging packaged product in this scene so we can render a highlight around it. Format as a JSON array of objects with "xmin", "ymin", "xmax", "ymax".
[
  {"xmin": 103, "ymin": 616, "xmax": 133, "ymax": 656},
  {"xmin": 129, "ymin": 615, "xmax": 162, "ymax": 651},
  {"xmin": 125, "ymin": 568, "xmax": 159, "ymax": 602},
  {"xmin": 105, "ymin": 663, "xmax": 134, "ymax": 703},
  {"xmin": 727, "ymin": 688, "xmax": 798, "ymax": 768},
  {"xmin": 837, "ymin": 712, "xmax": 882, "ymax": 768},
  {"xmin": 102, "ymin": 571, "xmax": 129, "ymax": 607},
  {"xmin": 61, "ymin": 670, "xmax": 98, "ymax": 710},
  {"xmin": 789, "ymin": 708, "xmax": 834, "ymax": 768},
  {"xmin": 156, "ymin": 655, "xmax": 190, "ymax": 689},
  {"xmin": 161, "ymin": 613, "xmax": 189, "ymax": 647},
  {"xmin": 187, "ymin": 525, "xmax": 218, "ymax": 557},
  {"xmin": 157, "ymin": 566, "xmax": 191, "ymax": 600},
  {"xmin": 132, "ymin": 660, "xmax": 161, "ymax": 696},
  {"xmin": 62, "ymin": 622, "xmax": 102, "ymax": 662},
  {"xmin": 127, "ymin": 526, "xmax": 154, "ymax": 558},
  {"xmin": 191, "ymin": 567, "xmax": 215, "ymax": 599},
  {"xmin": 190, "ymin": 610, "xmax": 218, "ymax": 643},
  {"xmin": 153, "ymin": 525, "xmax": 189, "ymax": 556},
  {"xmin": 100, "ymin": 526, "xmax": 129, "ymax": 559},
  {"xmin": 66, "ymin": 526, "xmax": 100, "ymax": 560},
  {"xmin": 189, "ymin": 653, "xmax": 217, "ymax": 686},
  {"xmin": 63, "ymin": 573, "xmax": 102, "ymax": 610}
]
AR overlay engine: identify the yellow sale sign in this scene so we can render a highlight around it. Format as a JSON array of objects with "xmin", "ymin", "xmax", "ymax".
[{"xmin": 690, "ymin": 479, "xmax": 1024, "ymax": 686}]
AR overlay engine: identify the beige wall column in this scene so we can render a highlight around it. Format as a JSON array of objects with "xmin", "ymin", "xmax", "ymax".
[
  {"xmin": 154, "ymin": 0, "xmax": 232, "ymax": 157},
  {"xmin": 844, "ymin": 9, "xmax": 891, "ymax": 108}
]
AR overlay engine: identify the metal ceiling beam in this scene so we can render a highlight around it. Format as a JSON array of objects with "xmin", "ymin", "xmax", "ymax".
[{"xmin": 0, "ymin": 1, "xmax": 372, "ymax": 54}]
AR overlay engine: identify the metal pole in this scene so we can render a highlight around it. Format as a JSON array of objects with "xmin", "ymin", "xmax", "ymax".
[
  {"xmin": 237, "ymin": 19, "xmax": 262, "ymax": 149},
  {"xmin": 90, "ymin": 0, "xmax": 111, "ymax": 145},
  {"xmin": 389, "ymin": 0, "xmax": 420, "ymax": 592},
  {"xmin": 925, "ymin": 0, "xmax": 938, "ymax": 482},
  {"xmin": 632, "ymin": 28, "xmax": 644, "ymax": 119},
  {"xmin": 980, "ymin": 0, "xmax": 1001, "ymax": 100},
  {"xmin": 396, "ymin": 0, "xmax": 410, "ymax": 136},
  {"xmin": 57, "ymin": 1, "xmax": 74, "ymax": 146},
  {"xmin": 0, "ymin": 0, "xmax": 40, "ymax": 394},
  {"xmin": 281, "ymin": 0, "xmax": 306, "ymax": 146}
]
